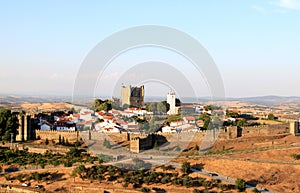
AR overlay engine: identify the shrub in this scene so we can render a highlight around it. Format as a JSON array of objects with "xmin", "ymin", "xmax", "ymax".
[
  {"xmin": 161, "ymin": 175, "xmax": 170, "ymax": 184},
  {"xmin": 235, "ymin": 178, "xmax": 246, "ymax": 192},
  {"xmin": 291, "ymin": 153, "xmax": 299, "ymax": 160},
  {"xmin": 194, "ymin": 144, "xmax": 199, "ymax": 151},
  {"xmin": 181, "ymin": 161, "xmax": 191, "ymax": 173},
  {"xmin": 103, "ymin": 138, "xmax": 111, "ymax": 149},
  {"xmin": 141, "ymin": 187, "xmax": 150, "ymax": 193},
  {"xmin": 252, "ymin": 188, "xmax": 260, "ymax": 193},
  {"xmin": 123, "ymin": 182, "xmax": 129, "ymax": 188},
  {"xmin": 183, "ymin": 175, "xmax": 193, "ymax": 187}
]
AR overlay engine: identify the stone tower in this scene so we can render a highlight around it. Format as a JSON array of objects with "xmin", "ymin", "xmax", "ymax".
[
  {"xmin": 167, "ymin": 92, "xmax": 176, "ymax": 115},
  {"xmin": 16, "ymin": 113, "xmax": 35, "ymax": 141},
  {"xmin": 290, "ymin": 121, "xmax": 300, "ymax": 136},
  {"xmin": 121, "ymin": 85, "xmax": 144, "ymax": 108}
]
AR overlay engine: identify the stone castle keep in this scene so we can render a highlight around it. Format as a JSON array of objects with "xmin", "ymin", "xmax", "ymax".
[
  {"xmin": 121, "ymin": 85, "xmax": 144, "ymax": 108},
  {"xmin": 15, "ymin": 113, "xmax": 36, "ymax": 141}
]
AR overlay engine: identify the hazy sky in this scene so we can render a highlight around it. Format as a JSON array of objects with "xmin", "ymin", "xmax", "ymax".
[{"xmin": 1, "ymin": 0, "xmax": 300, "ymax": 98}]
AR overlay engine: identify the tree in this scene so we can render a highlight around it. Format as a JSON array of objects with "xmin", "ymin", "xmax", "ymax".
[
  {"xmin": 58, "ymin": 135, "xmax": 62, "ymax": 144},
  {"xmin": 66, "ymin": 138, "xmax": 70, "ymax": 146},
  {"xmin": 161, "ymin": 175, "xmax": 170, "ymax": 184},
  {"xmin": 226, "ymin": 110, "xmax": 239, "ymax": 118},
  {"xmin": 183, "ymin": 175, "xmax": 193, "ymax": 187},
  {"xmin": 74, "ymin": 165, "xmax": 86, "ymax": 180},
  {"xmin": 0, "ymin": 109, "xmax": 19, "ymax": 141},
  {"xmin": 141, "ymin": 187, "xmax": 150, "ymax": 193},
  {"xmin": 252, "ymin": 188, "xmax": 260, "ymax": 193},
  {"xmin": 70, "ymin": 170, "xmax": 77, "ymax": 183},
  {"xmin": 199, "ymin": 113, "xmax": 211, "ymax": 130},
  {"xmin": 181, "ymin": 161, "xmax": 191, "ymax": 174},
  {"xmin": 103, "ymin": 138, "xmax": 111, "ymax": 149},
  {"xmin": 93, "ymin": 99, "xmax": 112, "ymax": 112},
  {"xmin": 175, "ymin": 98, "xmax": 181, "ymax": 106},
  {"xmin": 267, "ymin": 113, "xmax": 275, "ymax": 120},
  {"xmin": 161, "ymin": 101, "xmax": 170, "ymax": 113},
  {"xmin": 235, "ymin": 178, "xmax": 246, "ymax": 192},
  {"xmin": 62, "ymin": 136, "xmax": 65, "ymax": 145},
  {"xmin": 32, "ymin": 172, "xmax": 41, "ymax": 183},
  {"xmin": 237, "ymin": 119, "xmax": 247, "ymax": 127},
  {"xmin": 45, "ymin": 138, "xmax": 49, "ymax": 145},
  {"xmin": 194, "ymin": 144, "xmax": 199, "ymax": 151}
]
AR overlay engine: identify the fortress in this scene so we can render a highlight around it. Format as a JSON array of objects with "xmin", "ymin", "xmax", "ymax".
[
  {"xmin": 12, "ymin": 110, "xmax": 299, "ymax": 154},
  {"xmin": 121, "ymin": 85, "xmax": 144, "ymax": 108},
  {"xmin": 15, "ymin": 113, "xmax": 36, "ymax": 141}
]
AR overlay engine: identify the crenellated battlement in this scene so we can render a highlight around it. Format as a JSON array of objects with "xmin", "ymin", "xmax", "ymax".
[{"xmin": 36, "ymin": 130, "xmax": 79, "ymax": 142}]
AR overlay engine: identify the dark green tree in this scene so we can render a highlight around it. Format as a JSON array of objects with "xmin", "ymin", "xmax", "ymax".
[
  {"xmin": 62, "ymin": 136, "xmax": 65, "ymax": 145},
  {"xmin": 0, "ymin": 109, "xmax": 19, "ymax": 141},
  {"xmin": 199, "ymin": 113, "xmax": 211, "ymax": 130},
  {"xmin": 58, "ymin": 135, "xmax": 62, "ymax": 144},
  {"xmin": 194, "ymin": 144, "xmax": 199, "ymax": 151},
  {"xmin": 103, "ymin": 138, "xmax": 111, "ymax": 149},
  {"xmin": 235, "ymin": 178, "xmax": 246, "ymax": 192},
  {"xmin": 93, "ymin": 99, "xmax": 112, "ymax": 112},
  {"xmin": 141, "ymin": 187, "xmax": 150, "ymax": 193},
  {"xmin": 181, "ymin": 161, "xmax": 191, "ymax": 174},
  {"xmin": 175, "ymin": 98, "xmax": 181, "ymax": 106},
  {"xmin": 161, "ymin": 101, "xmax": 170, "ymax": 113},
  {"xmin": 267, "ymin": 113, "xmax": 275, "ymax": 120}
]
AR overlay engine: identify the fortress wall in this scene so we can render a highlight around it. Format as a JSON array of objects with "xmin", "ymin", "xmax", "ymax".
[
  {"xmin": 242, "ymin": 124, "xmax": 289, "ymax": 137},
  {"xmin": 36, "ymin": 130, "xmax": 78, "ymax": 142},
  {"xmin": 224, "ymin": 124, "xmax": 289, "ymax": 139}
]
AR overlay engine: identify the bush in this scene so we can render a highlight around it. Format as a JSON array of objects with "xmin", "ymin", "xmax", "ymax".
[
  {"xmin": 181, "ymin": 161, "xmax": 191, "ymax": 173},
  {"xmin": 123, "ymin": 182, "xmax": 129, "ymax": 188},
  {"xmin": 161, "ymin": 175, "xmax": 170, "ymax": 184},
  {"xmin": 194, "ymin": 144, "xmax": 199, "ymax": 151},
  {"xmin": 235, "ymin": 178, "xmax": 246, "ymax": 192},
  {"xmin": 75, "ymin": 140, "xmax": 81, "ymax": 147},
  {"xmin": 183, "ymin": 175, "xmax": 193, "ymax": 187},
  {"xmin": 252, "ymin": 188, "xmax": 260, "ymax": 193},
  {"xmin": 103, "ymin": 138, "xmax": 111, "ymax": 149},
  {"xmin": 141, "ymin": 187, "xmax": 150, "ymax": 193},
  {"xmin": 290, "ymin": 153, "xmax": 299, "ymax": 160}
]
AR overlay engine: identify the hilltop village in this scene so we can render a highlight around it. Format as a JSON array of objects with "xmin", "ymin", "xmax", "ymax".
[
  {"xmin": 1, "ymin": 85, "xmax": 300, "ymax": 193},
  {"xmin": 30, "ymin": 85, "xmax": 213, "ymax": 135}
]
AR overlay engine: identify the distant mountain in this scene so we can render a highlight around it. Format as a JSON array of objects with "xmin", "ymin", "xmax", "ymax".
[
  {"xmin": 0, "ymin": 95, "xmax": 72, "ymax": 104},
  {"xmin": 231, "ymin": 95, "xmax": 300, "ymax": 106},
  {"xmin": 2, "ymin": 94, "xmax": 300, "ymax": 107}
]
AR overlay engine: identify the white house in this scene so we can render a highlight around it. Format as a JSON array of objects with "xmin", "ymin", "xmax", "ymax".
[
  {"xmin": 40, "ymin": 122, "xmax": 52, "ymax": 130},
  {"xmin": 184, "ymin": 116, "xmax": 196, "ymax": 124},
  {"xmin": 162, "ymin": 126, "xmax": 176, "ymax": 133},
  {"xmin": 170, "ymin": 120, "xmax": 184, "ymax": 127},
  {"xmin": 55, "ymin": 121, "xmax": 76, "ymax": 131}
]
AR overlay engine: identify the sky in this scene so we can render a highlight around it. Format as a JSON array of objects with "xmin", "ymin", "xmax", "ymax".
[{"xmin": 0, "ymin": 0, "xmax": 300, "ymax": 98}]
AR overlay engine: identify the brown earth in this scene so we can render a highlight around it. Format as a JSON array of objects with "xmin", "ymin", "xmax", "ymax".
[
  {"xmin": 0, "ymin": 166, "xmax": 241, "ymax": 193},
  {"xmin": 174, "ymin": 134, "xmax": 300, "ymax": 193}
]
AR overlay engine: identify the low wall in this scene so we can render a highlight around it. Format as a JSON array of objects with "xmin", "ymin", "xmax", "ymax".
[
  {"xmin": 223, "ymin": 124, "xmax": 289, "ymax": 139},
  {"xmin": 35, "ymin": 130, "xmax": 79, "ymax": 142},
  {"xmin": 242, "ymin": 124, "xmax": 289, "ymax": 137}
]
